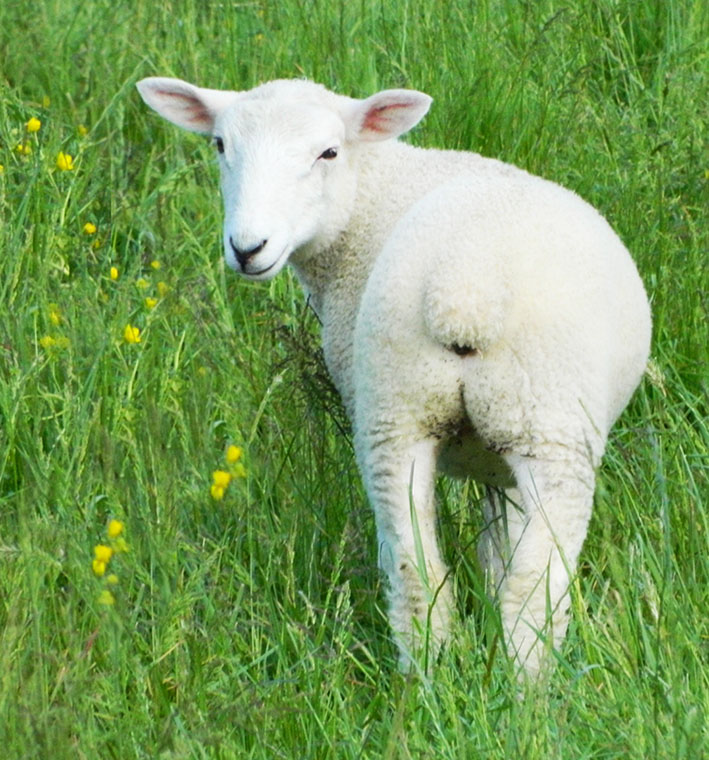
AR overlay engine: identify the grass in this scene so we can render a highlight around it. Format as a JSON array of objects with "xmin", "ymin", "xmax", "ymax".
[{"xmin": 0, "ymin": 0, "xmax": 707, "ymax": 757}]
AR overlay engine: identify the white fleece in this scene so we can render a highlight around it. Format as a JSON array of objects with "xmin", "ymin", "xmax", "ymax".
[{"xmin": 137, "ymin": 76, "xmax": 652, "ymax": 676}]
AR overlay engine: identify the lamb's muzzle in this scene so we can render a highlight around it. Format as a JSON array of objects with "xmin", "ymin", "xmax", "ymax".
[{"xmin": 229, "ymin": 236, "xmax": 268, "ymax": 268}]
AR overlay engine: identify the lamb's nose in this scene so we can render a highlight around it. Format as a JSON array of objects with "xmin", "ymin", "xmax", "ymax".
[{"xmin": 230, "ymin": 237, "xmax": 268, "ymax": 268}]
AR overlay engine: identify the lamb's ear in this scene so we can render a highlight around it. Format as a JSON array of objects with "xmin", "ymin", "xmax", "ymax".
[
  {"xmin": 136, "ymin": 77, "xmax": 238, "ymax": 134},
  {"xmin": 345, "ymin": 89, "xmax": 432, "ymax": 142}
]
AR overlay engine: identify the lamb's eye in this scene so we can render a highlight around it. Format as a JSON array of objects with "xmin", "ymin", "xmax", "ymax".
[
  {"xmin": 214, "ymin": 136, "xmax": 225, "ymax": 154},
  {"xmin": 319, "ymin": 147, "xmax": 338, "ymax": 160}
]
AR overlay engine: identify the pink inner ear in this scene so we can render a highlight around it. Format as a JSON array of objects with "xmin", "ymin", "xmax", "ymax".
[
  {"xmin": 362, "ymin": 102, "xmax": 410, "ymax": 133},
  {"xmin": 159, "ymin": 91, "xmax": 210, "ymax": 126}
]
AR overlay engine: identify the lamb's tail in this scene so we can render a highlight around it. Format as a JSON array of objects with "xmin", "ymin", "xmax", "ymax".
[{"xmin": 422, "ymin": 266, "xmax": 509, "ymax": 354}]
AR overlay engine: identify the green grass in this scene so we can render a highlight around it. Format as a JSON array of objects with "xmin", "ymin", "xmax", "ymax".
[{"xmin": 0, "ymin": 0, "xmax": 707, "ymax": 757}]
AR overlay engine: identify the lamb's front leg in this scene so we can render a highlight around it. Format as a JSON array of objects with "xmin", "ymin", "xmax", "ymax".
[{"xmin": 355, "ymin": 433, "xmax": 454, "ymax": 671}]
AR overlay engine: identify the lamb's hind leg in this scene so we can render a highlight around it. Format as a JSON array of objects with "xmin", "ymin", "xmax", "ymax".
[
  {"xmin": 498, "ymin": 451, "xmax": 595, "ymax": 677},
  {"xmin": 355, "ymin": 434, "xmax": 454, "ymax": 671}
]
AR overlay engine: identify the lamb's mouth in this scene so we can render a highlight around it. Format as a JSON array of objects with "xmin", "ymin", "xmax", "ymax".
[{"xmin": 243, "ymin": 246, "xmax": 290, "ymax": 278}]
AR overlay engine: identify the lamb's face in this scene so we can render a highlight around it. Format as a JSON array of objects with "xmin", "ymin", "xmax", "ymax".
[
  {"xmin": 136, "ymin": 76, "xmax": 432, "ymax": 280},
  {"xmin": 213, "ymin": 98, "xmax": 350, "ymax": 280}
]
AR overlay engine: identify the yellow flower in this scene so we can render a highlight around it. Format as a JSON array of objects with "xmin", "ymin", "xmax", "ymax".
[
  {"xmin": 150, "ymin": 260, "xmax": 161, "ymax": 270},
  {"xmin": 48, "ymin": 304, "xmax": 61, "ymax": 325},
  {"xmin": 113, "ymin": 537, "xmax": 129, "ymax": 553},
  {"xmin": 77, "ymin": 124, "xmax": 88, "ymax": 137},
  {"xmin": 106, "ymin": 574, "xmax": 119, "ymax": 585},
  {"xmin": 107, "ymin": 519, "xmax": 124, "ymax": 538},
  {"xmin": 56, "ymin": 152, "xmax": 74, "ymax": 171},
  {"xmin": 226, "ymin": 445, "xmax": 243, "ymax": 464},
  {"xmin": 212, "ymin": 469, "xmax": 232, "ymax": 488},
  {"xmin": 83, "ymin": 222, "xmax": 97, "ymax": 235},
  {"xmin": 135, "ymin": 277, "xmax": 149, "ymax": 290},
  {"xmin": 156, "ymin": 281, "xmax": 169, "ymax": 297},
  {"xmin": 98, "ymin": 590, "xmax": 115, "ymax": 606},
  {"xmin": 110, "ymin": 266, "xmax": 119, "ymax": 281},
  {"xmin": 94, "ymin": 544, "xmax": 113, "ymax": 563},
  {"xmin": 15, "ymin": 143, "xmax": 31, "ymax": 156},
  {"xmin": 210, "ymin": 483, "xmax": 225, "ymax": 501},
  {"xmin": 40, "ymin": 334, "xmax": 69, "ymax": 349},
  {"xmin": 0, "ymin": 164, "xmax": 4, "ymax": 173},
  {"xmin": 92, "ymin": 558, "xmax": 107, "ymax": 577},
  {"xmin": 232, "ymin": 463, "xmax": 247, "ymax": 479},
  {"xmin": 26, "ymin": 117, "xmax": 41, "ymax": 133},
  {"xmin": 144, "ymin": 297, "xmax": 157, "ymax": 310},
  {"xmin": 123, "ymin": 324, "xmax": 141, "ymax": 344}
]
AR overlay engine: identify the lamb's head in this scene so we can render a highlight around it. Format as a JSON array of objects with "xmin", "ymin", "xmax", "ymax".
[{"xmin": 136, "ymin": 77, "xmax": 432, "ymax": 280}]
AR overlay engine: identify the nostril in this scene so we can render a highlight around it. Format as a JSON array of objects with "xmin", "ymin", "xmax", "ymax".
[{"xmin": 230, "ymin": 237, "xmax": 268, "ymax": 267}]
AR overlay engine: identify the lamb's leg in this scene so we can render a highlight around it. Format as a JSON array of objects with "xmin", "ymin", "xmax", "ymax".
[
  {"xmin": 498, "ymin": 452, "xmax": 595, "ymax": 677},
  {"xmin": 356, "ymin": 435, "xmax": 454, "ymax": 671}
]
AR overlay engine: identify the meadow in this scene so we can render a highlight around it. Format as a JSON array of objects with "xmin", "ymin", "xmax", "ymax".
[{"xmin": 0, "ymin": 0, "xmax": 707, "ymax": 757}]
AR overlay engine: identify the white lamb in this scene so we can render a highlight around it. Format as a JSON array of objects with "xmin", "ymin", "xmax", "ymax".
[{"xmin": 137, "ymin": 76, "xmax": 651, "ymax": 677}]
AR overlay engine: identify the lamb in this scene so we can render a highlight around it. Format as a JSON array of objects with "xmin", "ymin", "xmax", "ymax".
[{"xmin": 136, "ymin": 76, "xmax": 652, "ymax": 677}]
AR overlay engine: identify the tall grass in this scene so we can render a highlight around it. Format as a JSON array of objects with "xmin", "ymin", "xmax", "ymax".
[{"xmin": 0, "ymin": 0, "xmax": 707, "ymax": 757}]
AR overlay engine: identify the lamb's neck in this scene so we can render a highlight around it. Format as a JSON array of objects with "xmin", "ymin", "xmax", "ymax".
[
  {"xmin": 299, "ymin": 141, "xmax": 442, "ymax": 301},
  {"xmin": 289, "ymin": 140, "xmax": 440, "ymax": 409}
]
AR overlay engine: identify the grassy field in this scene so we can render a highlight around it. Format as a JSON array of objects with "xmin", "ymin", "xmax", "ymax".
[{"xmin": 1, "ymin": 0, "xmax": 707, "ymax": 757}]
